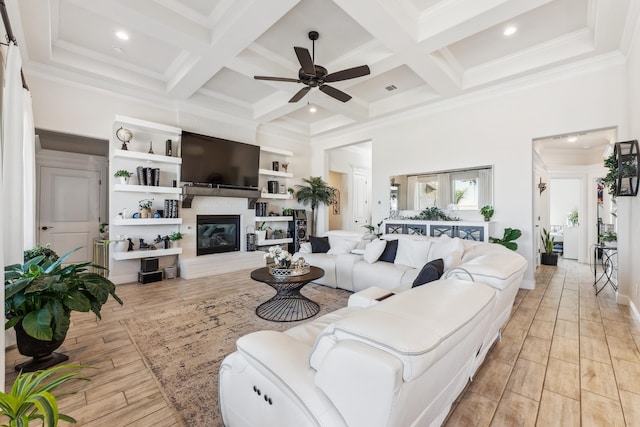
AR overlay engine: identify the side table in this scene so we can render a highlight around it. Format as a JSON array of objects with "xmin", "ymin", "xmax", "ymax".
[
  {"xmin": 251, "ymin": 266, "xmax": 324, "ymax": 322},
  {"xmin": 593, "ymin": 244, "xmax": 617, "ymax": 295}
]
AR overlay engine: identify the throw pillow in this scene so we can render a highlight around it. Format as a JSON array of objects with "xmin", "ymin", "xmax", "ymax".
[
  {"xmin": 363, "ymin": 239, "xmax": 387, "ymax": 264},
  {"xmin": 428, "ymin": 236, "xmax": 464, "ymax": 270},
  {"xmin": 394, "ymin": 239, "xmax": 432, "ymax": 269},
  {"xmin": 308, "ymin": 236, "xmax": 330, "ymax": 253},
  {"xmin": 327, "ymin": 235, "xmax": 360, "ymax": 255},
  {"xmin": 412, "ymin": 258, "xmax": 445, "ymax": 287},
  {"xmin": 378, "ymin": 239, "xmax": 398, "ymax": 263}
]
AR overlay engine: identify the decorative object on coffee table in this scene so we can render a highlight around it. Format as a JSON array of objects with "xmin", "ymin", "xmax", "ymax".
[{"xmin": 250, "ymin": 266, "xmax": 324, "ymax": 322}]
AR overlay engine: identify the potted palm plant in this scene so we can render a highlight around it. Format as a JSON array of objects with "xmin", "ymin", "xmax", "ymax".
[
  {"xmin": 540, "ymin": 228, "xmax": 558, "ymax": 266},
  {"xmin": 5, "ymin": 247, "xmax": 123, "ymax": 371},
  {"xmin": 295, "ymin": 177, "xmax": 337, "ymax": 235}
]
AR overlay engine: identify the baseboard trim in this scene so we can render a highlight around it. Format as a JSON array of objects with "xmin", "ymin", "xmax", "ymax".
[{"xmin": 630, "ymin": 299, "xmax": 640, "ymax": 323}]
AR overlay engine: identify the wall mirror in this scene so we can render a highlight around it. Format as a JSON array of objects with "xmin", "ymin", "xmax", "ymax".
[{"xmin": 390, "ymin": 166, "xmax": 493, "ymax": 217}]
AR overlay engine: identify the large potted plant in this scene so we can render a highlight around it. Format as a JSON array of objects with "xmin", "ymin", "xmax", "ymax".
[
  {"xmin": 540, "ymin": 228, "xmax": 558, "ymax": 266},
  {"xmin": 295, "ymin": 177, "xmax": 337, "ymax": 236},
  {"xmin": 5, "ymin": 247, "xmax": 123, "ymax": 372}
]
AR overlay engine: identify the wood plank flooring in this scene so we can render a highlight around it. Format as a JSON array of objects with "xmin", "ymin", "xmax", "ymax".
[{"xmin": 5, "ymin": 259, "xmax": 640, "ymax": 426}]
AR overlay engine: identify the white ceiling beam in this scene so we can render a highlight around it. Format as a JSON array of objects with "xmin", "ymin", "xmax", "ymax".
[{"xmin": 166, "ymin": 0, "xmax": 301, "ymax": 99}]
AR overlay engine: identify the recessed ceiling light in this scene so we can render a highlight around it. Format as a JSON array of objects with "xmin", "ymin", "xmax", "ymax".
[
  {"xmin": 309, "ymin": 105, "xmax": 317, "ymax": 113},
  {"xmin": 503, "ymin": 26, "xmax": 517, "ymax": 36},
  {"xmin": 567, "ymin": 136, "xmax": 578, "ymax": 142},
  {"xmin": 115, "ymin": 31, "xmax": 129, "ymax": 41}
]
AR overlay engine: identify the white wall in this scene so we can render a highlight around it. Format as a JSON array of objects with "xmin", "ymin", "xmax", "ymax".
[
  {"xmin": 625, "ymin": 19, "xmax": 640, "ymax": 315},
  {"xmin": 312, "ymin": 64, "xmax": 629, "ymax": 288}
]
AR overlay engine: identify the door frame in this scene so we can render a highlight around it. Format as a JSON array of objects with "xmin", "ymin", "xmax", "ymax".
[{"xmin": 36, "ymin": 149, "xmax": 108, "ymax": 245}]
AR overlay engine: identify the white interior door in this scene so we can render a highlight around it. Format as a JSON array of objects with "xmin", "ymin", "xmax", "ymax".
[
  {"xmin": 352, "ymin": 169, "xmax": 370, "ymax": 232},
  {"xmin": 39, "ymin": 166, "xmax": 100, "ymax": 264}
]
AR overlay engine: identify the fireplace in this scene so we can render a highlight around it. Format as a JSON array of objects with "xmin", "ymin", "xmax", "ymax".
[{"xmin": 196, "ymin": 215, "xmax": 240, "ymax": 256}]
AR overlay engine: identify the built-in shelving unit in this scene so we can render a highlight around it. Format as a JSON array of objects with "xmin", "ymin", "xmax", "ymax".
[
  {"xmin": 109, "ymin": 115, "xmax": 183, "ymax": 284},
  {"xmin": 256, "ymin": 216, "xmax": 293, "ymax": 222},
  {"xmin": 112, "ymin": 247, "xmax": 182, "ymax": 260},
  {"xmin": 258, "ymin": 169, "xmax": 293, "ymax": 178}
]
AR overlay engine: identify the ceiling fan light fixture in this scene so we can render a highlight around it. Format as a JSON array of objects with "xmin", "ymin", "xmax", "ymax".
[{"xmin": 309, "ymin": 105, "xmax": 317, "ymax": 113}]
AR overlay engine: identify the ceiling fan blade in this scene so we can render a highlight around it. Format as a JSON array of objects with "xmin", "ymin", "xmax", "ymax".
[
  {"xmin": 319, "ymin": 84, "xmax": 352, "ymax": 102},
  {"xmin": 324, "ymin": 65, "xmax": 370, "ymax": 83},
  {"xmin": 254, "ymin": 76, "xmax": 299, "ymax": 83},
  {"xmin": 294, "ymin": 47, "xmax": 315, "ymax": 75},
  {"xmin": 289, "ymin": 86, "xmax": 311, "ymax": 103}
]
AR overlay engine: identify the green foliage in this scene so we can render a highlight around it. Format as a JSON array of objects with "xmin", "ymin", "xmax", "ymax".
[
  {"xmin": 168, "ymin": 231, "xmax": 183, "ymax": 241},
  {"xmin": 113, "ymin": 170, "xmax": 132, "ymax": 178},
  {"xmin": 138, "ymin": 199, "xmax": 154, "ymax": 210},
  {"xmin": 599, "ymin": 230, "xmax": 617, "ymax": 242},
  {"xmin": 540, "ymin": 228, "xmax": 554, "ymax": 254},
  {"xmin": 603, "ymin": 152, "xmax": 618, "ymax": 196},
  {"xmin": 480, "ymin": 205, "xmax": 494, "ymax": 219},
  {"xmin": 0, "ymin": 365, "xmax": 87, "ymax": 427},
  {"xmin": 5, "ymin": 248, "xmax": 123, "ymax": 341},
  {"xmin": 489, "ymin": 228, "xmax": 522, "ymax": 251},
  {"xmin": 23, "ymin": 246, "xmax": 59, "ymax": 263},
  {"xmin": 409, "ymin": 207, "xmax": 460, "ymax": 221},
  {"xmin": 454, "ymin": 189, "xmax": 466, "ymax": 204},
  {"xmin": 362, "ymin": 220, "xmax": 384, "ymax": 237},
  {"xmin": 295, "ymin": 177, "xmax": 338, "ymax": 235},
  {"xmin": 567, "ymin": 209, "xmax": 578, "ymax": 226}
]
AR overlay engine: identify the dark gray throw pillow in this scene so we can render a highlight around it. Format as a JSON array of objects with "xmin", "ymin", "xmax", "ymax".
[
  {"xmin": 309, "ymin": 236, "xmax": 330, "ymax": 253},
  {"xmin": 378, "ymin": 239, "xmax": 398, "ymax": 263},
  {"xmin": 412, "ymin": 258, "xmax": 445, "ymax": 287}
]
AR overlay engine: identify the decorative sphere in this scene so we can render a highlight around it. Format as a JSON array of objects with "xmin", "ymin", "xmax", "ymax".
[{"xmin": 116, "ymin": 127, "xmax": 133, "ymax": 143}]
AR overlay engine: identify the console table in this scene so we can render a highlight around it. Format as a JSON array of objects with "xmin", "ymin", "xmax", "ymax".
[
  {"xmin": 593, "ymin": 244, "xmax": 617, "ymax": 295},
  {"xmin": 251, "ymin": 266, "xmax": 324, "ymax": 322},
  {"xmin": 382, "ymin": 220, "xmax": 492, "ymax": 242}
]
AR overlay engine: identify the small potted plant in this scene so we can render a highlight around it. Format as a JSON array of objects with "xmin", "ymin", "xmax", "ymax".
[
  {"xmin": 599, "ymin": 230, "xmax": 617, "ymax": 247},
  {"xmin": 169, "ymin": 231, "xmax": 184, "ymax": 248},
  {"xmin": 256, "ymin": 222, "xmax": 271, "ymax": 243},
  {"xmin": 138, "ymin": 199, "xmax": 154, "ymax": 218},
  {"xmin": 480, "ymin": 205, "xmax": 494, "ymax": 222},
  {"xmin": 114, "ymin": 169, "xmax": 132, "ymax": 184},
  {"xmin": 540, "ymin": 228, "xmax": 558, "ymax": 266},
  {"xmin": 567, "ymin": 209, "xmax": 579, "ymax": 227}
]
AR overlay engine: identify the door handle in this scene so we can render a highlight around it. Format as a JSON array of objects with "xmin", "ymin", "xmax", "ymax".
[{"xmin": 41, "ymin": 226, "xmax": 53, "ymax": 230}]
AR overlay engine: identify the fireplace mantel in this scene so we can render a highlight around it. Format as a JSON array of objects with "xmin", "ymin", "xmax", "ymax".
[{"xmin": 182, "ymin": 185, "xmax": 261, "ymax": 209}]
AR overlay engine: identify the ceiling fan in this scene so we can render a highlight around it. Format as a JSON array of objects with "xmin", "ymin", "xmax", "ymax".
[{"xmin": 254, "ymin": 31, "xmax": 370, "ymax": 103}]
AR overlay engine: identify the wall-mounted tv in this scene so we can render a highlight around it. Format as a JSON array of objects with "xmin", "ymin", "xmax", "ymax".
[{"xmin": 181, "ymin": 131, "xmax": 260, "ymax": 189}]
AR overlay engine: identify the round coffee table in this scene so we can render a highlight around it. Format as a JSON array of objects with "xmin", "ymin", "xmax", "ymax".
[{"xmin": 251, "ymin": 266, "xmax": 324, "ymax": 322}]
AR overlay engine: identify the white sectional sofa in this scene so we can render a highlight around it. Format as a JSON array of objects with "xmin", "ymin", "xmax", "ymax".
[
  {"xmin": 219, "ymin": 230, "xmax": 528, "ymax": 426},
  {"xmin": 220, "ymin": 279, "xmax": 498, "ymax": 427}
]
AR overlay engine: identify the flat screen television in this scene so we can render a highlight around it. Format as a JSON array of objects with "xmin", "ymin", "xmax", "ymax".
[{"xmin": 180, "ymin": 131, "xmax": 260, "ymax": 189}]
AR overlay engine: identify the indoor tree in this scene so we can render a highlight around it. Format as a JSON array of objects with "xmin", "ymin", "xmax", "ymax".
[{"xmin": 295, "ymin": 177, "xmax": 337, "ymax": 236}]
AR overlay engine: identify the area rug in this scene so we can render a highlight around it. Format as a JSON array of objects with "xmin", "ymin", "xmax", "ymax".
[{"xmin": 125, "ymin": 276, "xmax": 351, "ymax": 427}]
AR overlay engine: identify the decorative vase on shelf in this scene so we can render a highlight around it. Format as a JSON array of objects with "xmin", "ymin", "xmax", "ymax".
[
  {"xmin": 140, "ymin": 208, "xmax": 151, "ymax": 219},
  {"xmin": 119, "ymin": 176, "xmax": 129, "ymax": 185}
]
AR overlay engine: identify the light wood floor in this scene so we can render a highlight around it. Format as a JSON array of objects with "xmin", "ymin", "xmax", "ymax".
[{"xmin": 5, "ymin": 259, "xmax": 640, "ymax": 426}]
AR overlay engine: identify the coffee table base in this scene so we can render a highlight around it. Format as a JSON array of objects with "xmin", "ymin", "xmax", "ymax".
[{"xmin": 256, "ymin": 290, "xmax": 320, "ymax": 322}]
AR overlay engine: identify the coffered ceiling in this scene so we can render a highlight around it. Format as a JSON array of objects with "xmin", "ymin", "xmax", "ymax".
[{"xmin": 8, "ymin": 0, "xmax": 638, "ymax": 138}]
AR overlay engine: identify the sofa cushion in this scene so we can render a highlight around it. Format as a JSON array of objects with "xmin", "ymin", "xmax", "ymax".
[
  {"xmin": 395, "ymin": 239, "xmax": 432, "ymax": 269},
  {"xmin": 412, "ymin": 258, "xmax": 444, "ymax": 287},
  {"xmin": 309, "ymin": 236, "xmax": 330, "ymax": 253},
  {"xmin": 428, "ymin": 236, "xmax": 464, "ymax": 270},
  {"xmin": 363, "ymin": 239, "xmax": 386, "ymax": 264},
  {"xmin": 378, "ymin": 239, "xmax": 398, "ymax": 263}
]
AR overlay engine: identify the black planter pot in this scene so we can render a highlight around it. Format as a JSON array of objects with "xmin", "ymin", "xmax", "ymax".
[
  {"xmin": 541, "ymin": 253, "xmax": 559, "ymax": 266},
  {"xmin": 14, "ymin": 321, "xmax": 69, "ymax": 372}
]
